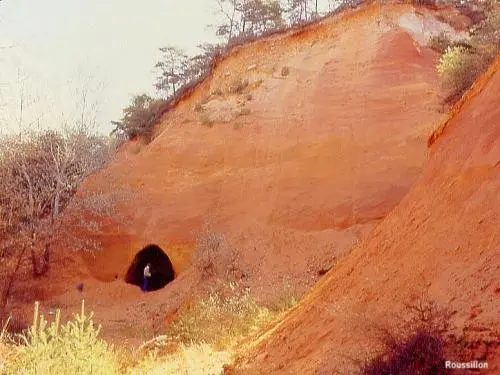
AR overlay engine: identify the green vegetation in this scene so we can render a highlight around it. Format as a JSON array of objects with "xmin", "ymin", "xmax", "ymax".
[
  {"xmin": 111, "ymin": 94, "xmax": 167, "ymax": 141},
  {"xmin": 194, "ymin": 102, "xmax": 205, "ymax": 112},
  {"xmin": 3, "ymin": 301, "xmax": 118, "ymax": 375},
  {"xmin": 1, "ymin": 282, "xmax": 300, "ymax": 375},
  {"xmin": 437, "ymin": 8, "xmax": 499, "ymax": 102},
  {"xmin": 112, "ymin": 0, "xmax": 365, "ymax": 144},
  {"xmin": 0, "ymin": 129, "xmax": 118, "ymax": 316},
  {"xmin": 437, "ymin": 46, "xmax": 484, "ymax": 98},
  {"xmin": 164, "ymin": 283, "xmax": 274, "ymax": 350}
]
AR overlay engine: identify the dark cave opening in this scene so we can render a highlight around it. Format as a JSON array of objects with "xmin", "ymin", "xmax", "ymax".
[{"xmin": 125, "ymin": 244, "xmax": 175, "ymax": 291}]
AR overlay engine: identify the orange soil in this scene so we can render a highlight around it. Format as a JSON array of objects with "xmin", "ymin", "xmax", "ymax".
[
  {"xmin": 7, "ymin": 2, "xmax": 480, "ymax": 349},
  {"xmin": 76, "ymin": 3, "xmax": 444, "ymax": 289},
  {"xmin": 238, "ymin": 59, "xmax": 500, "ymax": 374}
]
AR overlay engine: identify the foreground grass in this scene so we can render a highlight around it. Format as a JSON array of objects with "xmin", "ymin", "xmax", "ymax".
[
  {"xmin": 2, "ymin": 301, "xmax": 118, "ymax": 375},
  {"xmin": 126, "ymin": 343, "xmax": 231, "ymax": 375},
  {"xmin": 0, "ymin": 282, "xmax": 299, "ymax": 375}
]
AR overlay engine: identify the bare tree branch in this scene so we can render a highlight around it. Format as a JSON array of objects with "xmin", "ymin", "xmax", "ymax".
[{"xmin": 0, "ymin": 126, "xmax": 121, "ymax": 314}]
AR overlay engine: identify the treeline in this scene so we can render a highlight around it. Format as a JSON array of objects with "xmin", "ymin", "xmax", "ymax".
[
  {"xmin": 111, "ymin": 0, "xmax": 363, "ymax": 141},
  {"xmin": 111, "ymin": 0, "xmax": 499, "ymax": 141}
]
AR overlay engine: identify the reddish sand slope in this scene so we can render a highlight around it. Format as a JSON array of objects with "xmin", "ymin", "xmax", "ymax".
[
  {"xmin": 73, "ymin": 3, "xmax": 448, "ymax": 294},
  {"xmin": 238, "ymin": 59, "xmax": 500, "ymax": 374},
  {"xmin": 6, "ymin": 3, "xmax": 473, "ymax": 347},
  {"xmin": 5, "ymin": 2, "xmax": 475, "ymax": 346}
]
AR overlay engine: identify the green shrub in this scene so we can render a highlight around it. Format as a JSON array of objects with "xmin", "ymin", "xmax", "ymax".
[
  {"xmin": 111, "ymin": 94, "xmax": 167, "ymax": 142},
  {"xmin": 5, "ymin": 301, "xmax": 118, "ymax": 375},
  {"xmin": 437, "ymin": 46, "xmax": 486, "ymax": 100},
  {"xmin": 436, "ymin": 8, "xmax": 499, "ymax": 102}
]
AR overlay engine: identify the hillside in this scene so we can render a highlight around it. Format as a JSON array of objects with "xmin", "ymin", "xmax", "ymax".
[
  {"xmin": 74, "ymin": 2, "xmax": 450, "ymax": 289},
  {"xmin": 237, "ymin": 58, "xmax": 500, "ymax": 374},
  {"xmin": 7, "ymin": 1, "xmax": 481, "ymax": 347}
]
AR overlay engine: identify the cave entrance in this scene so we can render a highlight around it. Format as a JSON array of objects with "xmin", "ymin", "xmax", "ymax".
[{"xmin": 125, "ymin": 244, "xmax": 175, "ymax": 291}]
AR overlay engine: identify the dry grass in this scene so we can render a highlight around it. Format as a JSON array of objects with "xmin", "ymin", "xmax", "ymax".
[
  {"xmin": 163, "ymin": 282, "xmax": 275, "ymax": 351},
  {"xmin": 0, "ymin": 279, "xmax": 302, "ymax": 375},
  {"xmin": 0, "ymin": 300, "xmax": 233, "ymax": 375},
  {"xmin": 3, "ymin": 301, "xmax": 118, "ymax": 375},
  {"xmin": 0, "ymin": 302, "xmax": 230, "ymax": 375},
  {"xmin": 127, "ymin": 343, "xmax": 230, "ymax": 375},
  {"xmin": 129, "ymin": 280, "xmax": 300, "ymax": 373},
  {"xmin": 128, "ymin": 280, "xmax": 300, "ymax": 374}
]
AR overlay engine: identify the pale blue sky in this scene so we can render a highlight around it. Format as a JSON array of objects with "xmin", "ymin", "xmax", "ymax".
[{"xmin": 0, "ymin": 0, "xmax": 332, "ymax": 134}]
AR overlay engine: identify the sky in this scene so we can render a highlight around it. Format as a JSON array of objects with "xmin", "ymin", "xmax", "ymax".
[{"xmin": 0, "ymin": 0, "xmax": 333, "ymax": 135}]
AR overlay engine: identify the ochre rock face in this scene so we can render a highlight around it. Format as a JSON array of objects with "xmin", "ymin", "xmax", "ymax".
[
  {"xmin": 240, "ymin": 60, "xmax": 500, "ymax": 374},
  {"xmin": 74, "ymin": 4, "xmax": 446, "ymax": 284}
]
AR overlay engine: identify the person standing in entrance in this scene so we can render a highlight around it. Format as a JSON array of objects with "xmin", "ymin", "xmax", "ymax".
[{"xmin": 142, "ymin": 263, "xmax": 152, "ymax": 292}]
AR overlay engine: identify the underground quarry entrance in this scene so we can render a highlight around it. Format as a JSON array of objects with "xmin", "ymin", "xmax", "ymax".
[{"xmin": 125, "ymin": 244, "xmax": 175, "ymax": 291}]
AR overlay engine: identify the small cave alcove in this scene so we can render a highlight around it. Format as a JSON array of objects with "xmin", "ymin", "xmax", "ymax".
[{"xmin": 125, "ymin": 244, "xmax": 175, "ymax": 291}]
